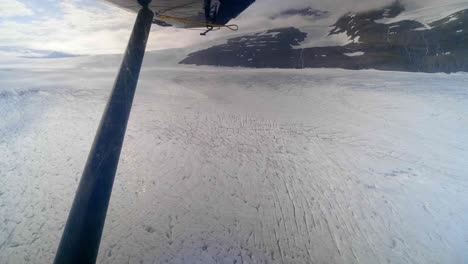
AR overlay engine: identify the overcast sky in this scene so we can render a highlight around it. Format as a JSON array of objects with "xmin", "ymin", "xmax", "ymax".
[{"xmin": 0, "ymin": 0, "xmax": 465, "ymax": 55}]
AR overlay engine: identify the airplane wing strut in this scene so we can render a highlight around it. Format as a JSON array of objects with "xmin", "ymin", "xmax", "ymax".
[
  {"xmin": 54, "ymin": 3, "xmax": 154, "ymax": 264},
  {"xmin": 53, "ymin": 1, "xmax": 254, "ymax": 263}
]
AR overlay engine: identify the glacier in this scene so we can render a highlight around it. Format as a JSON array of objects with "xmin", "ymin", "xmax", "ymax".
[{"xmin": 1, "ymin": 53, "xmax": 468, "ymax": 263}]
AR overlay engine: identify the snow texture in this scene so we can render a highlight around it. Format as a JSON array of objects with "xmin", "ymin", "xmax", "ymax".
[{"xmin": 1, "ymin": 54, "xmax": 468, "ymax": 264}]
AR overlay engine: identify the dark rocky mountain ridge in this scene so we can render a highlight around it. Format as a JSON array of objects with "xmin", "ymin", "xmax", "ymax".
[
  {"xmin": 180, "ymin": 2, "xmax": 468, "ymax": 73},
  {"xmin": 270, "ymin": 7, "xmax": 330, "ymax": 20}
]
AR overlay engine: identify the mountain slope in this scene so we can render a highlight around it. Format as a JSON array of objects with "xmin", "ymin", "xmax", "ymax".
[
  {"xmin": 180, "ymin": 2, "xmax": 468, "ymax": 73},
  {"xmin": 0, "ymin": 46, "xmax": 78, "ymax": 59}
]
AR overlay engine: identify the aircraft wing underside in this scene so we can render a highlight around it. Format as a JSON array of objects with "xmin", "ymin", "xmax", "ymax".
[{"xmin": 102, "ymin": 0, "xmax": 255, "ymax": 28}]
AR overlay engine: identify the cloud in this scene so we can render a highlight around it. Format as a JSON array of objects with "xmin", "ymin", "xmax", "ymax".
[
  {"xmin": 0, "ymin": 1, "xmax": 135, "ymax": 54},
  {"xmin": 1, "ymin": 0, "xmax": 467, "ymax": 56},
  {"xmin": 0, "ymin": 0, "xmax": 210, "ymax": 55},
  {"xmin": 0, "ymin": 0, "xmax": 34, "ymax": 17}
]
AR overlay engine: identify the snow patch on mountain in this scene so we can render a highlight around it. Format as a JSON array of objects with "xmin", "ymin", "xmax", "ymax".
[
  {"xmin": 376, "ymin": 2, "xmax": 468, "ymax": 28},
  {"xmin": 344, "ymin": 51, "xmax": 365, "ymax": 56},
  {"xmin": 296, "ymin": 29, "xmax": 351, "ymax": 49}
]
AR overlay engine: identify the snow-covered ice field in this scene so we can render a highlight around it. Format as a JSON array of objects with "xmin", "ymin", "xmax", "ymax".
[{"xmin": 1, "ymin": 56, "xmax": 468, "ymax": 263}]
